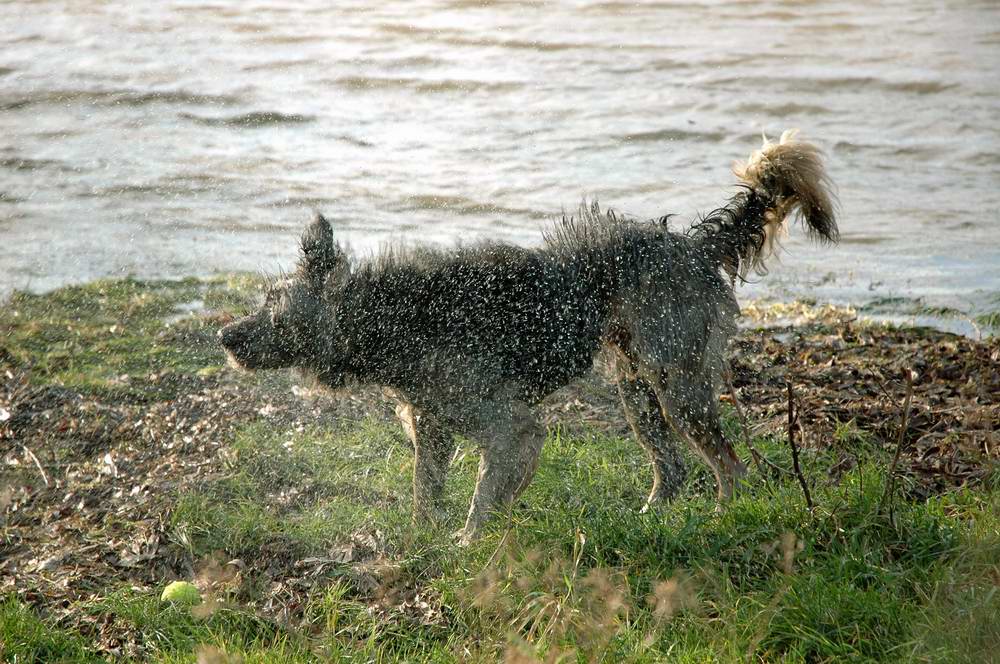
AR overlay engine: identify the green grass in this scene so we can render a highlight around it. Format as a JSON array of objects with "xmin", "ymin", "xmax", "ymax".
[
  {"xmin": 976, "ymin": 311, "xmax": 1000, "ymax": 331},
  {"xmin": 3, "ymin": 277, "xmax": 999, "ymax": 662},
  {"xmin": 0, "ymin": 598, "xmax": 103, "ymax": 663},
  {"xmin": 11, "ymin": 424, "xmax": 995, "ymax": 663},
  {"xmin": 169, "ymin": 420, "xmax": 418, "ymax": 560},
  {"xmin": 0, "ymin": 276, "xmax": 267, "ymax": 400}
]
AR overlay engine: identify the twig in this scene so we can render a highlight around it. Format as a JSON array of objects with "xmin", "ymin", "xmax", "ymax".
[
  {"xmin": 22, "ymin": 444, "xmax": 49, "ymax": 488},
  {"xmin": 724, "ymin": 366, "xmax": 788, "ymax": 480},
  {"xmin": 786, "ymin": 383, "xmax": 813, "ymax": 510},
  {"xmin": 879, "ymin": 370, "xmax": 915, "ymax": 522}
]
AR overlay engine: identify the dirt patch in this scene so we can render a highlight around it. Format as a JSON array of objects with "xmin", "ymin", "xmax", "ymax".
[
  {"xmin": 728, "ymin": 323, "xmax": 998, "ymax": 494},
  {"xmin": 0, "ymin": 352, "xmax": 395, "ymax": 655}
]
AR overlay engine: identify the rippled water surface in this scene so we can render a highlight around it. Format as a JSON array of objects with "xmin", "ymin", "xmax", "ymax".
[{"xmin": 2, "ymin": 1, "xmax": 999, "ymax": 329}]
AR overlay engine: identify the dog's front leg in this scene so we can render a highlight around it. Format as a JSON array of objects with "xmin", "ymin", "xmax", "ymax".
[
  {"xmin": 395, "ymin": 402, "xmax": 456, "ymax": 523},
  {"xmin": 455, "ymin": 401, "xmax": 544, "ymax": 545}
]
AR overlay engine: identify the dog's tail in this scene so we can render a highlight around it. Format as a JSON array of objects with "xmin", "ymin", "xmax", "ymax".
[{"xmin": 691, "ymin": 129, "xmax": 838, "ymax": 278}]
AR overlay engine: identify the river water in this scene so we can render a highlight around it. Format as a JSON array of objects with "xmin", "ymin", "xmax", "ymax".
[{"xmin": 2, "ymin": 0, "xmax": 998, "ymax": 333}]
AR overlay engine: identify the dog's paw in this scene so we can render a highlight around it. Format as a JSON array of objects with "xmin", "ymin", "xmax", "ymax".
[
  {"xmin": 641, "ymin": 496, "xmax": 668, "ymax": 514},
  {"xmin": 451, "ymin": 527, "xmax": 476, "ymax": 547},
  {"xmin": 640, "ymin": 493, "xmax": 674, "ymax": 514}
]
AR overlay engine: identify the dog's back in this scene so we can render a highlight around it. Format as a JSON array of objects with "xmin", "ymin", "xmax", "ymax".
[
  {"xmin": 337, "ymin": 242, "xmax": 612, "ymax": 402},
  {"xmin": 546, "ymin": 209, "xmax": 740, "ymax": 379}
]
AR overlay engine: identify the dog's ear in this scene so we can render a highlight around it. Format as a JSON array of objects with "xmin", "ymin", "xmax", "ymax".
[{"xmin": 300, "ymin": 213, "xmax": 347, "ymax": 284}]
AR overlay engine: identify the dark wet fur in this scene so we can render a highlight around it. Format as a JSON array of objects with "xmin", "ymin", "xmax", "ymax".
[
  {"xmin": 219, "ymin": 133, "xmax": 838, "ymax": 541},
  {"xmin": 338, "ymin": 242, "xmax": 607, "ymax": 401}
]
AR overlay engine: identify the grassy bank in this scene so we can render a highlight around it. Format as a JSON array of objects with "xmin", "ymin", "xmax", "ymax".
[{"xmin": 1, "ymin": 277, "xmax": 998, "ymax": 662}]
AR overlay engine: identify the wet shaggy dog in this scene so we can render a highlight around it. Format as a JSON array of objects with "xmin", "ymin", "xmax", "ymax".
[{"xmin": 219, "ymin": 131, "xmax": 837, "ymax": 543}]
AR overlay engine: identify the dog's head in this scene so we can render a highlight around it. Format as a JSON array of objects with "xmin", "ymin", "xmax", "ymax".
[{"xmin": 218, "ymin": 214, "xmax": 349, "ymax": 383}]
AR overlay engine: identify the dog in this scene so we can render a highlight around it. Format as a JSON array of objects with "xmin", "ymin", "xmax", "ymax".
[{"xmin": 219, "ymin": 130, "xmax": 837, "ymax": 543}]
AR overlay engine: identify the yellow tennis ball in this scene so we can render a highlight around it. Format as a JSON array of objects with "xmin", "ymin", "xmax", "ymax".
[{"xmin": 160, "ymin": 581, "xmax": 202, "ymax": 605}]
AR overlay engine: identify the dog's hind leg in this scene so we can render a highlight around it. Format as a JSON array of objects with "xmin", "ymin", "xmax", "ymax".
[
  {"xmin": 618, "ymin": 375, "xmax": 687, "ymax": 511},
  {"xmin": 395, "ymin": 402, "xmax": 457, "ymax": 523},
  {"xmin": 456, "ymin": 401, "xmax": 545, "ymax": 545},
  {"xmin": 649, "ymin": 370, "xmax": 746, "ymax": 502}
]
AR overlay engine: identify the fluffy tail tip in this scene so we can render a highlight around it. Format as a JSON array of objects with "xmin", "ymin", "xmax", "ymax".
[{"xmin": 734, "ymin": 129, "xmax": 839, "ymax": 244}]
